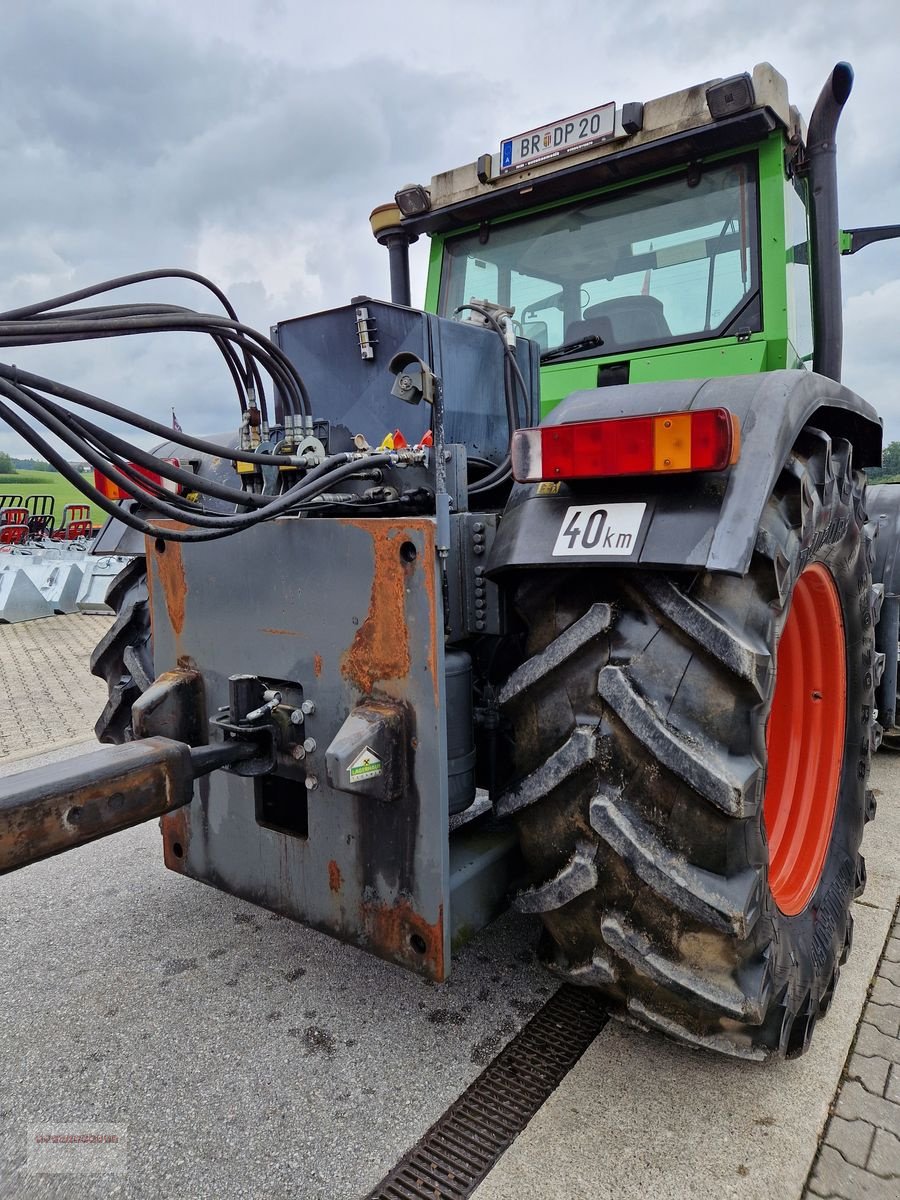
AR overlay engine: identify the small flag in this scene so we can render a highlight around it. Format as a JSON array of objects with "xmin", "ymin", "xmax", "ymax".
[{"xmin": 172, "ymin": 409, "xmax": 182, "ymax": 433}]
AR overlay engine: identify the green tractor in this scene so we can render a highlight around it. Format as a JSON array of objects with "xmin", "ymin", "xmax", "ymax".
[{"xmin": 1, "ymin": 60, "xmax": 898, "ymax": 1061}]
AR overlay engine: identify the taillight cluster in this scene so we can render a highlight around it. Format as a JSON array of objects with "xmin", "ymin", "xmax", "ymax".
[{"xmin": 511, "ymin": 408, "xmax": 739, "ymax": 483}]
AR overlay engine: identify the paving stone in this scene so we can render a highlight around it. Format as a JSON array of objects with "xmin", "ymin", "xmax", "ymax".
[
  {"xmin": 867, "ymin": 1126, "xmax": 900, "ymax": 1179},
  {"xmin": 846, "ymin": 1051, "xmax": 891, "ymax": 1098},
  {"xmin": 825, "ymin": 1114, "xmax": 875, "ymax": 1167},
  {"xmin": 810, "ymin": 1144, "xmax": 900, "ymax": 1198},
  {"xmin": 804, "ymin": 910, "xmax": 900, "ymax": 1199},
  {"xmin": 855, "ymin": 1021, "xmax": 900, "ymax": 1066},
  {"xmin": 835, "ymin": 1080, "xmax": 900, "ymax": 1137},
  {"xmin": 865, "ymin": 1003, "xmax": 900, "ymax": 1039},
  {"xmin": 872, "ymin": 976, "xmax": 900, "ymax": 1006},
  {"xmin": 0, "ymin": 613, "xmax": 112, "ymax": 760}
]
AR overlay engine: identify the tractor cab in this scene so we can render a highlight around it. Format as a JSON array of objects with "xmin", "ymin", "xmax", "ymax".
[{"xmin": 376, "ymin": 64, "xmax": 815, "ymax": 414}]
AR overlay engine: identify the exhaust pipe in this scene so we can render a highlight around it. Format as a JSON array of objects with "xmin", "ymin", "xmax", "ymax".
[
  {"xmin": 807, "ymin": 62, "xmax": 854, "ymax": 383},
  {"xmin": 370, "ymin": 204, "xmax": 417, "ymax": 307}
]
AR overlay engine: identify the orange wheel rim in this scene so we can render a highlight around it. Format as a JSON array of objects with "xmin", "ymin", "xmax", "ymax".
[{"xmin": 764, "ymin": 563, "xmax": 846, "ymax": 915}]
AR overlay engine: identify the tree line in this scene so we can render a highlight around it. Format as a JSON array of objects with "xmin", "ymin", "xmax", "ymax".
[
  {"xmin": 0, "ymin": 454, "xmax": 58, "ymax": 475},
  {"xmin": 866, "ymin": 441, "xmax": 900, "ymax": 482}
]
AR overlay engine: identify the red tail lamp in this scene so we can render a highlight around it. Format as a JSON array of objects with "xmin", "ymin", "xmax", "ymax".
[
  {"xmin": 511, "ymin": 408, "xmax": 740, "ymax": 483},
  {"xmin": 93, "ymin": 459, "xmax": 181, "ymax": 502}
]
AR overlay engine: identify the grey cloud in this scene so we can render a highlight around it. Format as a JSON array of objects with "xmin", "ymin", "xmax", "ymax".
[
  {"xmin": 2, "ymin": 0, "xmax": 900, "ymax": 458},
  {"xmin": 0, "ymin": 3, "xmax": 494, "ymax": 457}
]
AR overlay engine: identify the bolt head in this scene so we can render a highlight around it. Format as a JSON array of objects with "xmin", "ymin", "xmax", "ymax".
[
  {"xmin": 303, "ymin": 737, "xmax": 317, "ymax": 753},
  {"xmin": 301, "ymin": 700, "xmax": 316, "ymax": 715},
  {"xmin": 290, "ymin": 709, "xmax": 304, "ymax": 725},
  {"xmin": 305, "ymin": 775, "xmax": 318, "ymax": 791},
  {"xmin": 292, "ymin": 745, "xmax": 306, "ymax": 761}
]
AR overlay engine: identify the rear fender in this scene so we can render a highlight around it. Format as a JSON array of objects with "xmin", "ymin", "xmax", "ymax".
[{"xmin": 488, "ymin": 370, "xmax": 881, "ymax": 577}]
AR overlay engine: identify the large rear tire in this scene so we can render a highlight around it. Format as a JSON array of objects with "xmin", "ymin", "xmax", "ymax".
[
  {"xmin": 90, "ymin": 557, "xmax": 153, "ymax": 744},
  {"xmin": 499, "ymin": 428, "xmax": 880, "ymax": 1059}
]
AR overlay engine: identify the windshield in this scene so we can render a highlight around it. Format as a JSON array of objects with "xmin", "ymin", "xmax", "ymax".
[{"xmin": 439, "ymin": 158, "xmax": 760, "ymax": 360}]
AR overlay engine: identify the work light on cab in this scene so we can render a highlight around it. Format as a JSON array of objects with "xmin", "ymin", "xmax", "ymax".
[{"xmin": 510, "ymin": 408, "xmax": 740, "ymax": 483}]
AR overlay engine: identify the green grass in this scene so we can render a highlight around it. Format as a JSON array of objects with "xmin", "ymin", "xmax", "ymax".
[{"xmin": 0, "ymin": 470, "xmax": 102, "ymax": 528}]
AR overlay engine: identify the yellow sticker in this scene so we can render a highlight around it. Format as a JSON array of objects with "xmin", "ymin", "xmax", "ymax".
[{"xmin": 535, "ymin": 481, "xmax": 562, "ymax": 496}]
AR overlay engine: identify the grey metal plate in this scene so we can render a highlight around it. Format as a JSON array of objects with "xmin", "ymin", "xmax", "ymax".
[{"xmin": 147, "ymin": 516, "xmax": 451, "ymax": 979}]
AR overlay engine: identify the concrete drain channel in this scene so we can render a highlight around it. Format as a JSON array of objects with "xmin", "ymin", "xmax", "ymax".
[{"xmin": 365, "ymin": 985, "xmax": 609, "ymax": 1199}]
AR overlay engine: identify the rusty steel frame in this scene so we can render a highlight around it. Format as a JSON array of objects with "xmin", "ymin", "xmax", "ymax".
[{"xmin": 146, "ymin": 516, "xmax": 453, "ymax": 980}]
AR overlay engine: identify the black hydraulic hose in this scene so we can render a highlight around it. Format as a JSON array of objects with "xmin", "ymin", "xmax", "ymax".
[
  {"xmin": 0, "ymin": 384, "xmax": 394, "ymax": 542},
  {"xmin": 0, "ymin": 364, "xmax": 296, "ymax": 465},
  {"xmin": 456, "ymin": 304, "xmax": 532, "ymax": 494},
  {"xmin": 0, "ymin": 310, "xmax": 310, "ymax": 419},
  {"xmin": 0, "ymin": 271, "xmax": 315, "ymax": 489},
  {"xmin": 132, "ymin": 454, "xmax": 399, "ymax": 542},
  {"xmin": 22, "ymin": 305, "xmax": 254, "ymax": 416},
  {"xmin": 45, "ymin": 399, "xmax": 271, "ymax": 509},
  {"xmin": 454, "ymin": 304, "xmax": 521, "ymax": 432},
  {"xmin": 0, "ymin": 391, "xmax": 165, "ymax": 531},
  {"xmin": 456, "ymin": 301, "xmax": 532, "ymax": 425},
  {"xmin": 25, "ymin": 302, "xmax": 266, "ymax": 417},
  {"xmin": 0, "ymin": 269, "xmax": 241, "ymax": 323},
  {"xmin": 214, "ymin": 334, "xmax": 250, "ymax": 414},
  {"xmin": 453, "ymin": 300, "xmax": 536, "ymax": 493},
  {"xmin": 0, "ymin": 269, "xmax": 270, "ymax": 417},
  {"xmin": 0, "ymin": 395, "xmax": 258, "ymax": 539},
  {"xmin": 0, "ymin": 378, "xmax": 253, "ymax": 528},
  {"xmin": 806, "ymin": 62, "xmax": 854, "ymax": 383},
  {"xmin": 0, "ymin": 317, "xmax": 297, "ymax": 421},
  {"xmin": 469, "ymin": 463, "xmax": 512, "ymax": 495},
  {"xmin": 470, "ymin": 360, "xmax": 516, "ymax": 495},
  {"xmin": 7, "ymin": 372, "xmax": 398, "ymax": 532}
]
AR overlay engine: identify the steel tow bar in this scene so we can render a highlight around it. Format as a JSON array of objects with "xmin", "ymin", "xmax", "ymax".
[{"xmin": 0, "ymin": 737, "xmax": 253, "ymax": 875}]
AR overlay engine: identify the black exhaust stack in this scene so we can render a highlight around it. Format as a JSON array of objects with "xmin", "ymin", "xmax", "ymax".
[
  {"xmin": 806, "ymin": 62, "xmax": 854, "ymax": 383},
  {"xmin": 370, "ymin": 203, "xmax": 417, "ymax": 307}
]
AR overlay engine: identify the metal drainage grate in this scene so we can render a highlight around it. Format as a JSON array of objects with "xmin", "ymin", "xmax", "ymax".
[{"xmin": 365, "ymin": 985, "xmax": 609, "ymax": 1199}]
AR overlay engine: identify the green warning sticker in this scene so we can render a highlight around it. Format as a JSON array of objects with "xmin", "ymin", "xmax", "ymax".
[{"xmin": 349, "ymin": 746, "xmax": 383, "ymax": 781}]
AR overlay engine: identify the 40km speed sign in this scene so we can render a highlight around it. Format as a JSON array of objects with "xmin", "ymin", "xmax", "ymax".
[{"xmin": 551, "ymin": 502, "xmax": 646, "ymax": 557}]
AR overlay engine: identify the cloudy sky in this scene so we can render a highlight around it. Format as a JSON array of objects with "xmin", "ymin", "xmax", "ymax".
[{"xmin": 2, "ymin": 0, "xmax": 900, "ymax": 460}]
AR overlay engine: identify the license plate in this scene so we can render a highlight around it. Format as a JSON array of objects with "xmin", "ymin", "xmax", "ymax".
[
  {"xmin": 500, "ymin": 103, "xmax": 616, "ymax": 173},
  {"xmin": 552, "ymin": 503, "xmax": 646, "ymax": 557}
]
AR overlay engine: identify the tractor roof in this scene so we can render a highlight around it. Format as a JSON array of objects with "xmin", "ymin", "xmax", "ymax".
[{"xmin": 396, "ymin": 63, "xmax": 804, "ymax": 237}]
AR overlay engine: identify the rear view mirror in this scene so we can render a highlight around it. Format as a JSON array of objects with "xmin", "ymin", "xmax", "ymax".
[{"xmin": 523, "ymin": 321, "xmax": 549, "ymax": 350}]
